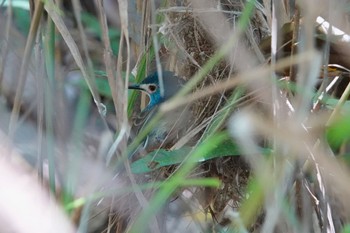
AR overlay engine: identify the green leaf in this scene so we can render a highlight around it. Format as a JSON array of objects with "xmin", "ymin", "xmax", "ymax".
[
  {"xmin": 2, "ymin": 0, "xmax": 30, "ymax": 10},
  {"xmin": 80, "ymin": 12, "xmax": 121, "ymax": 55},
  {"xmin": 131, "ymin": 138, "xmax": 242, "ymax": 174},
  {"xmin": 324, "ymin": 97, "xmax": 350, "ymax": 112},
  {"xmin": 79, "ymin": 70, "xmax": 135, "ymax": 98},
  {"xmin": 13, "ymin": 7, "xmax": 31, "ymax": 35},
  {"xmin": 77, "ymin": 77, "xmax": 111, "ymax": 98},
  {"xmin": 131, "ymin": 147, "xmax": 192, "ymax": 174},
  {"xmin": 326, "ymin": 114, "xmax": 350, "ymax": 148},
  {"xmin": 342, "ymin": 224, "xmax": 350, "ymax": 233}
]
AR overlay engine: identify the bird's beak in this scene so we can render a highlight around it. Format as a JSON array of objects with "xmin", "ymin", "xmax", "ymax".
[{"xmin": 128, "ymin": 84, "xmax": 143, "ymax": 90}]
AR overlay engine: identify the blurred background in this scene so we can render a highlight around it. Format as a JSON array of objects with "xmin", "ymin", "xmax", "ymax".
[{"xmin": 1, "ymin": 0, "xmax": 350, "ymax": 232}]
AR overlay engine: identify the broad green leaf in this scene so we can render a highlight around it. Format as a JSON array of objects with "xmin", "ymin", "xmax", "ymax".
[{"xmin": 131, "ymin": 139, "xmax": 242, "ymax": 174}]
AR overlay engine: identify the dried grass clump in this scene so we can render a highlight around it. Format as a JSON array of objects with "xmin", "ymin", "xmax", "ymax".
[
  {"xmin": 163, "ymin": 0, "xmax": 269, "ymax": 127},
  {"xmin": 157, "ymin": 0, "xmax": 268, "ymax": 221}
]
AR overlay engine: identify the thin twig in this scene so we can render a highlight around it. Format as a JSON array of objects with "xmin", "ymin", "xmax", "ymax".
[{"xmin": 9, "ymin": 0, "xmax": 44, "ymax": 137}]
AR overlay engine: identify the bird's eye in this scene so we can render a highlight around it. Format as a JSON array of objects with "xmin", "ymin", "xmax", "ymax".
[{"xmin": 148, "ymin": 84, "xmax": 157, "ymax": 92}]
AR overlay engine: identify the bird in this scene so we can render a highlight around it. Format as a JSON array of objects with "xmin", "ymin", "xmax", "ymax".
[
  {"xmin": 128, "ymin": 71, "xmax": 189, "ymax": 158},
  {"xmin": 129, "ymin": 71, "xmax": 185, "ymax": 111}
]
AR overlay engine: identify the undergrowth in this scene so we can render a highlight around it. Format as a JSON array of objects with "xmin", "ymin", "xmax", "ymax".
[{"xmin": 1, "ymin": 0, "xmax": 350, "ymax": 233}]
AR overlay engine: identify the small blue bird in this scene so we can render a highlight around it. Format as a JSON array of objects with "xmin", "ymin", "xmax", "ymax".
[
  {"xmin": 129, "ymin": 71, "xmax": 188, "ymax": 156},
  {"xmin": 128, "ymin": 71, "xmax": 185, "ymax": 111}
]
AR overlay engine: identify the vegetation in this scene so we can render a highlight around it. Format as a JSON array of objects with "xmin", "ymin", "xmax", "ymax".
[{"xmin": 1, "ymin": 0, "xmax": 350, "ymax": 232}]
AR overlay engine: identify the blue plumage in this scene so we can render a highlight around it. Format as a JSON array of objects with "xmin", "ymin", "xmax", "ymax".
[
  {"xmin": 129, "ymin": 71, "xmax": 184, "ymax": 111},
  {"xmin": 128, "ymin": 71, "xmax": 186, "ymax": 157}
]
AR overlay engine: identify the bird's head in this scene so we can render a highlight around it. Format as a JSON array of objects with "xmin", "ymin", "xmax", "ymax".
[{"xmin": 128, "ymin": 71, "xmax": 184, "ymax": 111}]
